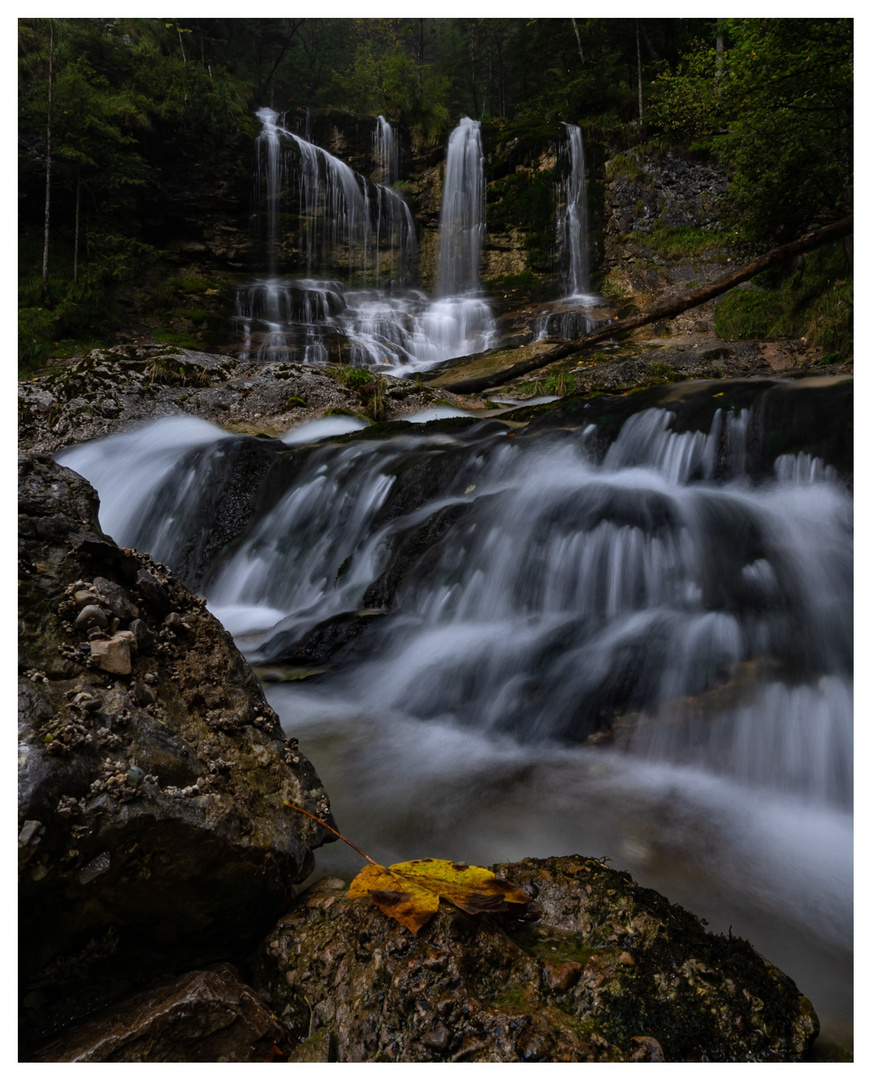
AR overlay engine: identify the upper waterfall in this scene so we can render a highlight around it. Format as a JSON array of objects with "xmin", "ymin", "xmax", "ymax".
[
  {"xmin": 254, "ymin": 107, "xmax": 416, "ymax": 284},
  {"xmin": 436, "ymin": 118, "xmax": 486, "ymax": 297},
  {"xmin": 558, "ymin": 122, "xmax": 592, "ymax": 298}
]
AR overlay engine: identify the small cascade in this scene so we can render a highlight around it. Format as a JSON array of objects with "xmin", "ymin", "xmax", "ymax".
[
  {"xmin": 437, "ymin": 118, "xmax": 487, "ymax": 297},
  {"xmin": 58, "ymin": 385, "xmax": 852, "ymax": 1033},
  {"xmin": 254, "ymin": 107, "xmax": 416, "ymax": 284},
  {"xmin": 558, "ymin": 122, "xmax": 592, "ymax": 298},
  {"xmin": 373, "ymin": 115, "xmax": 398, "ymax": 186}
]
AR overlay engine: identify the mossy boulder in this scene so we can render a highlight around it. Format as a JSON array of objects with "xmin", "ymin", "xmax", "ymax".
[{"xmin": 254, "ymin": 855, "xmax": 818, "ymax": 1062}]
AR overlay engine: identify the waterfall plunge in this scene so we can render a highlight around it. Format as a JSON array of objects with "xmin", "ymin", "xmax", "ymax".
[
  {"xmin": 533, "ymin": 122, "xmax": 606, "ymax": 344},
  {"xmin": 437, "ymin": 117, "xmax": 486, "ymax": 297}
]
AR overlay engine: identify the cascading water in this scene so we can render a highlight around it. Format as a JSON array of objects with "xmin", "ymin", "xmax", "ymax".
[
  {"xmin": 233, "ymin": 110, "xmax": 494, "ymax": 373},
  {"xmin": 58, "ymin": 381, "xmax": 853, "ymax": 1041},
  {"xmin": 558, "ymin": 122, "xmax": 591, "ymax": 298},
  {"xmin": 533, "ymin": 122, "xmax": 608, "ymax": 343},
  {"xmin": 373, "ymin": 115, "xmax": 398, "ymax": 187},
  {"xmin": 437, "ymin": 117, "xmax": 486, "ymax": 297}
]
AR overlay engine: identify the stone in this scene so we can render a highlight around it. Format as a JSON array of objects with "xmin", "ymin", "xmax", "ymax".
[
  {"xmin": 254, "ymin": 857, "xmax": 819, "ymax": 1063},
  {"xmin": 27, "ymin": 964, "xmax": 288, "ymax": 1062},
  {"xmin": 18, "ymin": 454, "xmax": 336, "ymax": 1050},
  {"xmin": 88, "ymin": 634, "xmax": 132, "ymax": 675},
  {"xmin": 74, "ymin": 604, "xmax": 107, "ymax": 630}
]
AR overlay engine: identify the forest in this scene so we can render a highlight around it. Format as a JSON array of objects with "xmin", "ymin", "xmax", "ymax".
[{"xmin": 18, "ymin": 16, "xmax": 852, "ymax": 369}]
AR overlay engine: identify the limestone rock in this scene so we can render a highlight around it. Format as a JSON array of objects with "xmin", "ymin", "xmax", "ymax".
[
  {"xmin": 254, "ymin": 857, "xmax": 819, "ymax": 1063},
  {"xmin": 18, "ymin": 453, "xmax": 335, "ymax": 1047},
  {"xmin": 28, "ymin": 964, "xmax": 287, "ymax": 1062}
]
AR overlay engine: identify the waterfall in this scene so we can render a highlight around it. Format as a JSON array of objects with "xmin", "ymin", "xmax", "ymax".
[
  {"xmin": 254, "ymin": 107, "xmax": 416, "ymax": 284},
  {"xmin": 234, "ymin": 110, "xmax": 494, "ymax": 372},
  {"xmin": 558, "ymin": 122, "xmax": 592, "ymax": 297},
  {"xmin": 373, "ymin": 115, "xmax": 398, "ymax": 187},
  {"xmin": 437, "ymin": 118, "xmax": 486, "ymax": 297},
  {"xmin": 57, "ymin": 384, "xmax": 853, "ymax": 1045}
]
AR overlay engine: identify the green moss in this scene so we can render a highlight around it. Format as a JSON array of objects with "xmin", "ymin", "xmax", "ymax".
[
  {"xmin": 632, "ymin": 225, "xmax": 733, "ymax": 260},
  {"xmin": 605, "ymin": 152, "xmax": 647, "ymax": 183},
  {"xmin": 154, "ymin": 328, "xmax": 200, "ymax": 349},
  {"xmin": 169, "ymin": 275, "xmax": 220, "ymax": 295}
]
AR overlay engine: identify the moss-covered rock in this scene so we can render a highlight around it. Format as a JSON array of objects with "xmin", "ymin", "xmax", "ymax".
[{"xmin": 254, "ymin": 855, "xmax": 819, "ymax": 1062}]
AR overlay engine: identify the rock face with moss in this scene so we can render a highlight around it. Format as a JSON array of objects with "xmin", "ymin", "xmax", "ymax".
[
  {"xmin": 18, "ymin": 453, "xmax": 335, "ymax": 1047},
  {"xmin": 254, "ymin": 856, "xmax": 819, "ymax": 1062}
]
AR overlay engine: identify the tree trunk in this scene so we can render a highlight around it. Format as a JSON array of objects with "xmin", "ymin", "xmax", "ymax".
[
  {"xmin": 439, "ymin": 216, "xmax": 854, "ymax": 394},
  {"xmin": 574, "ymin": 215, "xmax": 854, "ymax": 351},
  {"xmin": 73, "ymin": 168, "xmax": 80, "ymax": 286},
  {"xmin": 571, "ymin": 18, "xmax": 584, "ymax": 65},
  {"xmin": 636, "ymin": 20, "xmax": 643, "ymax": 124},
  {"xmin": 41, "ymin": 18, "xmax": 54, "ymax": 307}
]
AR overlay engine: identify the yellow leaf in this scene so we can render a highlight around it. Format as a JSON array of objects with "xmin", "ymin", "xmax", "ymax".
[{"xmin": 348, "ymin": 857, "xmax": 530, "ymax": 934}]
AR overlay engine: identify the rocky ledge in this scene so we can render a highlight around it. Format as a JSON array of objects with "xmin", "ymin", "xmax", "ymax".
[{"xmin": 17, "ymin": 345, "xmax": 452, "ymax": 456}]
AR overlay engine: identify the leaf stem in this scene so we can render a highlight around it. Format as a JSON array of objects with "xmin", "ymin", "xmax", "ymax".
[{"xmin": 283, "ymin": 801, "xmax": 379, "ymax": 866}]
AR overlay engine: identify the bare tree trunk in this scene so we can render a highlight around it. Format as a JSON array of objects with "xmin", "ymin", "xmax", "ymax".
[
  {"xmin": 636, "ymin": 20, "xmax": 643, "ymax": 124},
  {"xmin": 439, "ymin": 216, "xmax": 854, "ymax": 393},
  {"xmin": 41, "ymin": 18, "xmax": 54, "ymax": 307},
  {"xmin": 73, "ymin": 168, "xmax": 80, "ymax": 286},
  {"xmin": 571, "ymin": 18, "xmax": 584, "ymax": 64},
  {"xmin": 715, "ymin": 30, "xmax": 725, "ymax": 93}
]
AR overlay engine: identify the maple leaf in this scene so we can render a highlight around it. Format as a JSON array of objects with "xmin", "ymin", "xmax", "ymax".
[
  {"xmin": 283, "ymin": 802, "xmax": 530, "ymax": 934},
  {"xmin": 348, "ymin": 858, "xmax": 531, "ymax": 934}
]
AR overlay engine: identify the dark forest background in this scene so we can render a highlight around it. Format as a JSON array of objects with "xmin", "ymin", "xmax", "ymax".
[{"xmin": 18, "ymin": 17, "xmax": 852, "ymax": 369}]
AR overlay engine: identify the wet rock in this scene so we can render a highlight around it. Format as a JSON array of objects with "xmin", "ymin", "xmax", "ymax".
[
  {"xmin": 27, "ymin": 964, "xmax": 288, "ymax": 1063},
  {"xmin": 257, "ymin": 608, "xmax": 389, "ymax": 668},
  {"xmin": 18, "ymin": 454, "xmax": 336, "ymax": 1048},
  {"xmin": 254, "ymin": 857, "xmax": 819, "ymax": 1063}
]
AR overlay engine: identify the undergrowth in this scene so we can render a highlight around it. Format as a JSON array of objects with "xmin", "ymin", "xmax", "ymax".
[{"xmin": 714, "ymin": 246, "xmax": 852, "ymax": 359}]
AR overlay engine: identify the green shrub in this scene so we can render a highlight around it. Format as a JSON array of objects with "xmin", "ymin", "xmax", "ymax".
[
  {"xmin": 18, "ymin": 307, "xmax": 58, "ymax": 372},
  {"xmin": 715, "ymin": 288, "xmax": 780, "ymax": 339}
]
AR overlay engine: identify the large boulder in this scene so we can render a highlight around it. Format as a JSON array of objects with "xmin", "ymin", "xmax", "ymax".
[
  {"xmin": 254, "ymin": 856, "xmax": 819, "ymax": 1063},
  {"xmin": 18, "ymin": 453, "xmax": 335, "ymax": 1046}
]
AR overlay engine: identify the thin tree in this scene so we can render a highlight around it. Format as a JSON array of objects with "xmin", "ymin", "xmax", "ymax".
[{"xmin": 41, "ymin": 18, "xmax": 54, "ymax": 306}]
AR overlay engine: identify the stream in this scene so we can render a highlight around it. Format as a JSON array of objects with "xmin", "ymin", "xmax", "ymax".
[{"xmin": 57, "ymin": 390, "xmax": 853, "ymax": 1043}]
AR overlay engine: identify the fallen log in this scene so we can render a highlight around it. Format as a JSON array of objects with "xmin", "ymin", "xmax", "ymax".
[{"xmin": 441, "ymin": 215, "xmax": 853, "ymax": 394}]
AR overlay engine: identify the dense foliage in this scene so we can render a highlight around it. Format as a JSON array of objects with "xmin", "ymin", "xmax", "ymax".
[
  {"xmin": 651, "ymin": 18, "xmax": 852, "ymax": 247},
  {"xmin": 19, "ymin": 17, "xmax": 852, "ymax": 369}
]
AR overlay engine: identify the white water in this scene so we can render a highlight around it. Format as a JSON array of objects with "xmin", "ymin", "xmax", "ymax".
[
  {"xmin": 373, "ymin": 115, "xmax": 398, "ymax": 187},
  {"xmin": 533, "ymin": 122, "xmax": 606, "ymax": 343},
  {"xmin": 437, "ymin": 117, "xmax": 486, "ymax": 298},
  {"xmin": 234, "ymin": 111, "xmax": 495, "ymax": 373},
  {"xmin": 58, "ymin": 397, "xmax": 853, "ymax": 1040}
]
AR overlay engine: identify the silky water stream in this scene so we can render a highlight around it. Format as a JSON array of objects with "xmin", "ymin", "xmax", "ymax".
[{"xmin": 58, "ymin": 394, "xmax": 853, "ymax": 1042}]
